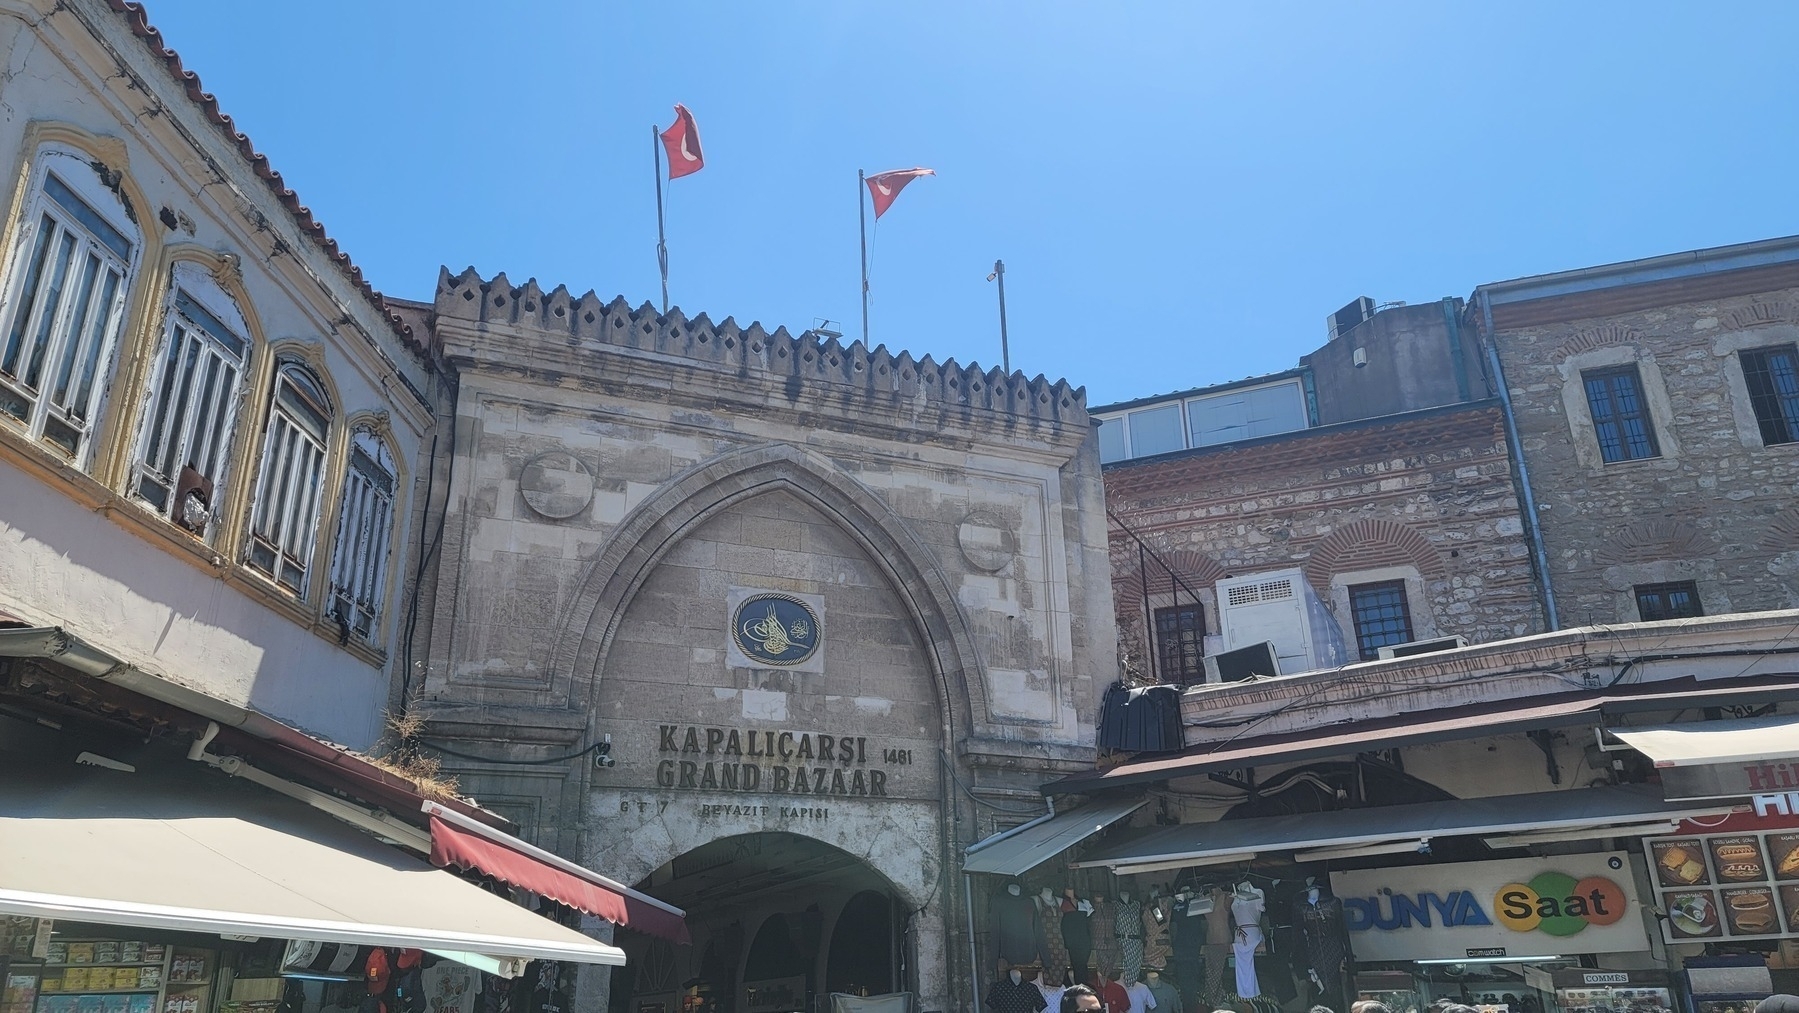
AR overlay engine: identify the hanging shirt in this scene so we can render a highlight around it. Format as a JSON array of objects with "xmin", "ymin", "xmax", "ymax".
[
  {"xmin": 1100, "ymin": 980, "xmax": 1131, "ymax": 1013},
  {"xmin": 985, "ymin": 979, "xmax": 1048, "ymax": 1013},
  {"xmin": 1124, "ymin": 981, "xmax": 1157, "ymax": 1013}
]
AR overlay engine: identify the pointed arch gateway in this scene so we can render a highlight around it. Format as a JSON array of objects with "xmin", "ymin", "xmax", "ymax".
[{"xmin": 551, "ymin": 441, "xmax": 988, "ymax": 747}]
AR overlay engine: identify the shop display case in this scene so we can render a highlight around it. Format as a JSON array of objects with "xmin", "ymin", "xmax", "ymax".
[{"xmin": 23, "ymin": 938, "xmax": 216, "ymax": 1013}]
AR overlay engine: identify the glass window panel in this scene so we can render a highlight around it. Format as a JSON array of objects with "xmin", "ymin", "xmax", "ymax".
[
  {"xmin": 1128, "ymin": 403, "xmax": 1185, "ymax": 457},
  {"xmin": 1349, "ymin": 581, "xmax": 1414, "ymax": 661},
  {"xmin": 1097, "ymin": 417, "xmax": 1126, "ymax": 463}
]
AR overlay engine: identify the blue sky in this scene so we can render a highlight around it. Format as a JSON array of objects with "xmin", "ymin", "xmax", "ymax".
[{"xmin": 141, "ymin": 2, "xmax": 1799, "ymax": 405}]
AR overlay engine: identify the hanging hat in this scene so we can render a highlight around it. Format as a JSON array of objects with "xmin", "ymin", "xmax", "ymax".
[{"xmin": 396, "ymin": 949, "xmax": 422, "ymax": 970}]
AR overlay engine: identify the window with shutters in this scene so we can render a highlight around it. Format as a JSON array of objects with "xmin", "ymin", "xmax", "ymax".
[
  {"xmin": 1581, "ymin": 365, "xmax": 1661, "ymax": 463},
  {"xmin": 1152, "ymin": 604, "xmax": 1206, "ymax": 684},
  {"xmin": 1635, "ymin": 581, "xmax": 1703, "ymax": 622},
  {"xmin": 0, "ymin": 150, "xmax": 139, "ymax": 463},
  {"xmin": 1348, "ymin": 580, "xmax": 1414, "ymax": 661},
  {"xmin": 132, "ymin": 273, "xmax": 250, "ymax": 536},
  {"xmin": 1740, "ymin": 345, "xmax": 1799, "ymax": 447},
  {"xmin": 246, "ymin": 361, "xmax": 331, "ymax": 595},
  {"xmin": 328, "ymin": 429, "xmax": 396, "ymax": 641}
]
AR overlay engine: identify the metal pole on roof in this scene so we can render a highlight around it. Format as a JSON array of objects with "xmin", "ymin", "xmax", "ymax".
[
  {"xmin": 654, "ymin": 124, "xmax": 669, "ymax": 314},
  {"xmin": 987, "ymin": 259, "xmax": 1010, "ymax": 374},
  {"xmin": 859, "ymin": 169, "xmax": 870, "ymax": 344}
]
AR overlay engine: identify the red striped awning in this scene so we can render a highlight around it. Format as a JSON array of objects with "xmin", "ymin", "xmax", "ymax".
[{"xmin": 427, "ymin": 813, "xmax": 690, "ymax": 945}]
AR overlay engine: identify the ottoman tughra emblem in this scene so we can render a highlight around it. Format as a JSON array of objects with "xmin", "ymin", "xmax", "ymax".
[{"xmin": 732, "ymin": 593, "xmax": 820, "ymax": 666}]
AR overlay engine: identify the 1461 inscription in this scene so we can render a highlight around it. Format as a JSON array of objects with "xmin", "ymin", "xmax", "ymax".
[{"xmin": 654, "ymin": 724, "xmax": 901, "ymax": 798}]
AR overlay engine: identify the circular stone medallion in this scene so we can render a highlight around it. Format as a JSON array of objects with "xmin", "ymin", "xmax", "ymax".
[
  {"xmin": 732, "ymin": 593, "xmax": 821, "ymax": 667},
  {"xmin": 519, "ymin": 451, "xmax": 595, "ymax": 519},
  {"xmin": 957, "ymin": 510, "xmax": 1018, "ymax": 573}
]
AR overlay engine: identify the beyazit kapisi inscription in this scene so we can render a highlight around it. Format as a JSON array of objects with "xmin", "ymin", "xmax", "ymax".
[{"xmin": 653, "ymin": 725, "xmax": 914, "ymax": 797}]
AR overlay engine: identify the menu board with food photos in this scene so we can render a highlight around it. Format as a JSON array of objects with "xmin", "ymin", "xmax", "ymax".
[{"xmin": 1645, "ymin": 830, "xmax": 1799, "ymax": 942}]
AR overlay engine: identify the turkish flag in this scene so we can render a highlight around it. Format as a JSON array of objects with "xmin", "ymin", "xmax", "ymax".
[
  {"xmin": 865, "ymin": 168, "xmax": 935, "ymax": 218},
  {"xmin": 659, "ymin": 104, "xmax": 704, "ymax": 179}
]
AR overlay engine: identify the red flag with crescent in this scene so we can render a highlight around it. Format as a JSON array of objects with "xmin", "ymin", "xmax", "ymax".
[
  {"xmin": 865, "ymin": 168, "xmax": 935, "ymax": 218},
  {"xmin": 659, "ymin": 104, "xmax": 704, "ymax": 179}
]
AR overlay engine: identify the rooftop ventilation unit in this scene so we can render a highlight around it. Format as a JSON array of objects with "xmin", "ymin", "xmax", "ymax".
[
  {"xmin": 1327, "ymin": 296, "xmax": 1376, "ymax": 342},
  {"xmin": 1376, "ymin": 635, "xmax": 1468, "ymax": 660},
  {"xmin": 1214, "ymin": 569, "xmax": 1319, "ymax": 675}
]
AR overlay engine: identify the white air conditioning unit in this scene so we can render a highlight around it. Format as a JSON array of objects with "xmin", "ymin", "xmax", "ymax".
[
  {"xmin": 1214, "ymin": 569, "xmax": 1317, "ymax": 676},
  {"xmin": 1376, "ymin": 635, "xmax": 1468, "ymax": 660},
  {"xmin": 1326, "ymin": 296, "xmax": 1376, "ymax": 342}
]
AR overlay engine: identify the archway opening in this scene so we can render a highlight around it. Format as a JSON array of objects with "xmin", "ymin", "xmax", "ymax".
[{"xmin": 612, "ymin": 833, "xmax": 909, "ymax": 1013}]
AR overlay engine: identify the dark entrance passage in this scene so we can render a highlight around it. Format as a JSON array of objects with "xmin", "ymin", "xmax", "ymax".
[{"xmin": 610, "ymin": 833, "xmax": 907, "ymax": 1013}]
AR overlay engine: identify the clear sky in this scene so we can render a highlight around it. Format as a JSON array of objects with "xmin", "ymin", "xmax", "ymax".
[{"xmin": 137, "ymin": 2, "xmax": 1799, "ymax": 405}]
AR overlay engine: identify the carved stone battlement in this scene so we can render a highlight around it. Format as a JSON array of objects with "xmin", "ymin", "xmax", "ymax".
[{"xmin": 434, "ymin": 267, "xmax": 1087, "ymax": 428}]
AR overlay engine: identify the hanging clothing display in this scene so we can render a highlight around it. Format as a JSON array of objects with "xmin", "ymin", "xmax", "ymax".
[
  {"xmin": 1115, "ymin": 896, "xmax": 1144, "ymax": 984},
  {"xmin": 986, "ymin": 977, "xmax": 1049, "ymax": 1013},
  {"xmin": 1063, "ymin": 901, "xmax": 1094, "ymax": 986},
  {"xmin": 1293, "ymin": 891, "xmax": 1347, "ymax": 1011},
  {"xmin": 1124, "ymin": 980, "xmax": 1157, "ymax": 1013},
  {"xmin": 1141, "ymin": 895, "xmax": 1172, "ymax": 972},
  {"xmin": 992, "ymin": 887, "xmax": 1042, "ymax": 966},
  {"xmin": 1169, "ymin": 893, "xmax": 1207, "ymax": 1013},
  {"xmin": 1036, "ymin": 891, "xmax": 1072, "ymax": 980},
  {"xmin": 1036, "ymin": 979, "xmax": 1065, "ymax": 1013},
  {"xmin": 421, "ymin": 961, "xmax": 478, "ymax": 1013},
  {"xmin": 1229, "ymin": 888, "xmax": 1266, "ymax": 1000},
  {"xmin": 1202, "ymin": 888, "xmax": 1233, "ymax": 1010},
  {"xmin": 1089, "ymin": 897, "xmax": 1122, "ymax": 981},
  {"xmin": 1100, "ymin": 979, "xmax": 1131, "ymax": 1013},
  {"xmin": 1144, "ymin": 972, "xmax": 1182, "ymax": 1013}
]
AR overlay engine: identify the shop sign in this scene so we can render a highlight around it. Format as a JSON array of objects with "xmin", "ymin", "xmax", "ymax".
[
  {"xmin": 1330, "ymin": 853, "xmax": 1649, "ymax": 961},
  {"xmin": 654, "ymin": 725, "xmax": 909, "ymax": 798},
  {"xmin": 1662, "ymin": 758, "xmax": 1799, "ymax": 801},
  {"xmin": 1753, "ymin": 792, "xmax": 1799, "ymax": 817},
  {"xmin": 1643, "ymin": 828, "xmax": 1799, "ymax": 942}
]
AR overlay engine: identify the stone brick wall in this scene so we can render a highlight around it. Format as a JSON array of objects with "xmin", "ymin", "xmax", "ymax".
[
  {"xmin": 1492, "ymin": 287, "xmax": 1799, "ymax": 624},
  {"xmin": 1106, "ymin": 403, "xmax": 1543, "ymax": 670}
]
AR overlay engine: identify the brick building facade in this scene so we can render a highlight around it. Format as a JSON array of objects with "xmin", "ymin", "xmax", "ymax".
[
  {"xmin": 1097, "ymin": 300, "xmax": 1543, "ymax": 680},
  {"xmin": 1476, "ymin": 238, "xmax": 1799, "ymax": 627}
]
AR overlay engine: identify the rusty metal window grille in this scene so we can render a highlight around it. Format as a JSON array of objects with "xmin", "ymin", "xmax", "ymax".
[
  {"xmin": 134, "ymin": 289, "xmax": 247, "ymax": 523},
  {"xmin": 1742, "ymin": 345, "xmax": 1799, "ymax": 446},
  {"xmin": 247, "ymin": 361, "xmax": 331, "ymax": 595},
  {"xmin": 1154, "ymin": 604, "xmax": 1206, "ymax": 684},
  {"xmin": 0, "ymin": 167, "xmax": 136, "ymax": 462},
  {"xmin": 1349, "ymin": 580, "xmax": 1413, "ymax": 661},
  {"xmin": 328, "ymin": 429, "xmax": 396, "ymax": 640},
  {"xmin": 1582, "ymin": 365, "xmax": 1661, "ymax": 463},
  {"xmin": 1635, "ymin": 581, "xmax": 1702, "ymax": 622}
]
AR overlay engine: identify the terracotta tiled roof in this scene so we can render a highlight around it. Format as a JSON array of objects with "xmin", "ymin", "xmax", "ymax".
[{"xmin": 104, "ymin": 2, "xmax": 423, "ymax": 357}]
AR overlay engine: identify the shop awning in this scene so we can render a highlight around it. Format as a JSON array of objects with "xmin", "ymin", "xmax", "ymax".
[
  {"xmin": 1071, "ymin": 784, "xmax": 1742, "ymax": 870},
  {"xmin": 0, "ymin": 754, "xmax": 625, "ymax": 971},
  {"xmin": 1047, "ymin": 675, "xmax": 1799, "ymax": 796},
  {"xmin": 1612, "ymin": 713, "xmax": 1799, "ymax": 767},
  {"xmin": 963, "ymin": 798, "xmax": 1146, "ymax": 877},
  {"xmin": 426, "ymin": 804, "xmax": 691, "ymax": 945},
  {"xmin": 1611, "ymin": 712, "xmax": 1799, "ymax": 800}
]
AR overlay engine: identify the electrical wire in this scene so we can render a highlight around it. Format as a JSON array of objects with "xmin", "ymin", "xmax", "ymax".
[{"xmin": 422, "ymin": 737, "xmax": 609, "ymax": 765}]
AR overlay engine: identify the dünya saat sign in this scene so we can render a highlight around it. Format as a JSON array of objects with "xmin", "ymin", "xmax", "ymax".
[{"xmin": 1331, "ymin": 853, "xmax": 1650, "ymax": 961}]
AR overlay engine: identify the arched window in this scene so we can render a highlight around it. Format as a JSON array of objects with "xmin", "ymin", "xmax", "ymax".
[
  {"xmin": 0, "ymin": 146, "xmax": 141, "ymax": 462},
  {"xmin": 133, "ymin": 262, "xmax": 251, "ymax": 534},
  {"xmin": 328, "ymin": 428, "xmax": 396, "ymax": 640},
  {"xmin": 247, "ymin": 359, "xmax": 331, "ymax": 595}
]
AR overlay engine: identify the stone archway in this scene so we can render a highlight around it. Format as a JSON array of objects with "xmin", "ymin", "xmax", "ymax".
[{"xmin": 550, "ymin": 442, "xmax": 989, "ymax": 741}]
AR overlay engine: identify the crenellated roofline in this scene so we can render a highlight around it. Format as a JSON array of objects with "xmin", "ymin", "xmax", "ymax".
[{"xmin": 434, "ymin": 266, "xmax": 1088, "ymax": 428}]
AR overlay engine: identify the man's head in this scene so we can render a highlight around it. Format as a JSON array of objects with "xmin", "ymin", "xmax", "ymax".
[
  {"xmin": 1062, "ymin": 986, "xmax": 1101, "ymax": 1013},
  {"xmin": 1351, "ymin": 1002, "xmax": 1393, "ymax": 1013}
]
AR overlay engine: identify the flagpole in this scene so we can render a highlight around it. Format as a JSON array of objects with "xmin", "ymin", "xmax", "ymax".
[
  {"xmin": 992, "ymin": 259, "xmax": 1010, "ymax": 374},
  {"xmin": 858, "ymin": 169, "xmax": 869, "ymax": 344},
  {"xmin": 654, "ymin": 124, "xmax": 669, "ymax": 313}
]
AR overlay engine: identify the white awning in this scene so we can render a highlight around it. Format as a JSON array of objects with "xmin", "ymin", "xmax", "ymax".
[
  {"xmin": 1612, "ymin": 713, "xmax": 1799, "ymax": 767},
  {"xmin": 0, "ymin": 753, "xmax": 624, "ymax": 971},
  {"xmin": 963, "ymin": 798, "xmax": 1145, "ymax": 877}
]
